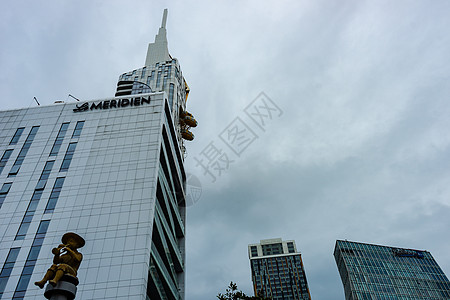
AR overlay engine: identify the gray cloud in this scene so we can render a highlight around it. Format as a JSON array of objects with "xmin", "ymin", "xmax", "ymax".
[{"xmin": 1, "ymin": 0, "xmax": 450, "ymax": 299}]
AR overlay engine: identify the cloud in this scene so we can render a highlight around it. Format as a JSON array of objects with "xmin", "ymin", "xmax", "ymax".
[{"xmin": 1, "ymin": 1, "xmax": 450, "ymax": 299}]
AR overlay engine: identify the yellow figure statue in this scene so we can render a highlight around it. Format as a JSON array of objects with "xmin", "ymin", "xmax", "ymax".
[{"xmin": 35, "ymin": 232, "xmax": 85, "ymax": 289}]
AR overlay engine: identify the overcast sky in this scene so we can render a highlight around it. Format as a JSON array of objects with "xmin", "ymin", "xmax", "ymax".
[{"xmin": 1, "ymin": 1, "xmax": 450, "ymax": 299}]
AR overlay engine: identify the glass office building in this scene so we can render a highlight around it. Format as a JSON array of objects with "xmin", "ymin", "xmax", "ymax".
[
  {"xmin": 248, "ymin": 238, "xmax": 311, "ymax": 300},
  {"xmin": 0, "ymin": 9, "xmax": 194, "ymax": 300},
  {"xmin": 334, "ymin": 240, "xmax": 450, "ymax": 300}
]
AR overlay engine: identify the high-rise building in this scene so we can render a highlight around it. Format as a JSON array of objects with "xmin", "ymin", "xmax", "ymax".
[
  {"xmin": 248, "ymin": 238, "xmax": 311, "ymax": 300},
  {"xmin": 0, "ymin": 9, "xmax": 195, "ymax": 300},
  {"xmin": 334, "ymin": 240, "xmax": 450, "ymax": 300}
]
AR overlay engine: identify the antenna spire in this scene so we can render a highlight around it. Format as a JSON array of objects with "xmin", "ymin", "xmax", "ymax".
[
  {"xmin": 161, "ymin": 9, "xmax": 168, "ymax": 29},
  {"xmin": 145, "ymin": 9, "xmax": 171, "ymax": 66}
]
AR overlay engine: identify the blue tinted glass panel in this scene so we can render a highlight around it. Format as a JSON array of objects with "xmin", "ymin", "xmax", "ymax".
[
  {"xmin": 44, "ymin": 177, "xmax": 65, "ymax": 213},
  {"xmin": 49, "ymin": 123, "xmax": 69, "ymax": 156},
  {"xmin": 0, "ymin": 149, "xmax": 14, "ymax": 175},
  {"xmin": 59, "ymin": 143, "xmax": 77, "ymax": 172},
  {"xmin": 35, "ymin": 161, "xmax": 55, "ymax": 190},
  {"xmin": 72, "ymin": 121, "xmax": 85, "ymax": 138},
  {"xmin": 13, "ymin": 220, "xmax": 49, "ymax": 299},
  {"xmin": 9, "ymin": 128, "xmax": 25, "ymax": 145},
  {"xmin": 8, "ymin": 126, "xmax": 39, "ymax": 176}
]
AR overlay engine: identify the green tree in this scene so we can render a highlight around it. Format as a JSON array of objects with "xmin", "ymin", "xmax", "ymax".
[{"xmin": 217, "ymin": 282, "xmax": 270, "ymax": 300}]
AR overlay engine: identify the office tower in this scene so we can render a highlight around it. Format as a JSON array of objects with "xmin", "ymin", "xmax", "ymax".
[
  {"xmin": 334, "ymin": 240, "xmax": 450, "ymax": 300},
  {"xmin": 248, "ymin": 238, "xmax": 311, "ymax": 300},
  {"xmin": 0, "ymin": 9, "xmax": 195, "ymax": 300}
]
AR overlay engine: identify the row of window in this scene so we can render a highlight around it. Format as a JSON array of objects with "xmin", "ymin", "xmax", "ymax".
[
  {"xmin": 262, "ymin": 243, "xmax": 283, "ymax": 256},
  {"xmin": 49, "ymin": 123, "xmax": 69, "ymax": 156},
  {"xmin": 351, "ymin": 281, "xmax": 448, "ymax": 298},
  {"xmin": 0, "ymin": 122, "xmax": 84, "ymax": 298},
  {"xmin": 122, "ymin": 64, "xmax": 174, "ymax": 81},
  {"xmin": 14, "ymin": 142, "xmax": 78, "ymax": 240},
  {"xmin": 0, "ymin": 150, "xmax": 13, "ymax": 175},
  {"xmin": 337, "ymin": 241, "xmax": 433, "ymax": 261},
  {"xmin": 252, "ymin": 256, "xmax": 309, "ymax": 297},
  {"xmin": 8, "ymin": 126, "xmax": 39, "ymax": 177},
  {"xmin": 14, "ymin": 160, "xmax": 64, "ymax": 241},
  {"xmin": 0, "ymin": 248, "xmax": 20, "ymax": 298},
  {"xmin": 12, "ymin": 220, "xmax": 50, "ymax": 300},
  {"xmin": 345, "ymin": 256, "xmax": 445, "ymax": 278},
  {"xmin": 0, "ymin": 183, "xmax": 12, "ymax": 210},
  {"xmin": 0, "ymin": 121, "xmax": 84, "ymax": 178},
  {"xmin": 9, "ymin": 128, "xmax": 24, "ymax": 145}
]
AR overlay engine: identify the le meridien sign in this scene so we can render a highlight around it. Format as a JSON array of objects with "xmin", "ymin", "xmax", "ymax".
[{"xmin": 73, "ymin": 96, "xmax": 150, "ymax": 112}]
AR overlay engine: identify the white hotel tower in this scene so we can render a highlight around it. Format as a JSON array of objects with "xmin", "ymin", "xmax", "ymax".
[{"xmin": 0, "ymin": 9, "xmax": 195, "ymax": 300}]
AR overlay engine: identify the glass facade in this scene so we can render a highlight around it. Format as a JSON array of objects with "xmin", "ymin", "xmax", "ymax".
[{"xmin": 334, "ymin": 240, "xmax": 450, "ymax": 300}]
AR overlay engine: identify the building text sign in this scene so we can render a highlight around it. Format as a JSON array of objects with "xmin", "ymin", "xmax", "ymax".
[{"xmin": 73, "ymin": 96, "xmax": 150, "ymax": 112}]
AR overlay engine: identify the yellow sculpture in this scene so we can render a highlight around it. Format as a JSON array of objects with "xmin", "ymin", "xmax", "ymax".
[{"xmin": 35, "ymin": 232, "xmax": 85, "ymax": 288}]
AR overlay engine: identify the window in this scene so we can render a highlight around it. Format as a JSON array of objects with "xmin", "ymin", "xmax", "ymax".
[
  {"xmin": 9, "ymin": 128, "xmax": 25, "ymax": 145},
  {"xmin": 0, "ymin": 182, "xmax": 12, "ymax": 209},
  {"xmin": 49, "ymin": 123, "xmax": 69, "ymax": 156},
  {"xmin": 13, "ymin": 220, "xmax": 49, "ymax": 300},
  {"xmin": 287, "ymin": 242, "xmax": 295, "ymax": 253},
  {"xmin": 35, "ymin": 161, "xmax": 55, "ymax": 190},
  {"xmin": 8, "ymin": 126, "xmax": 39, "ymax": 177},
  {"xmin": 169, "ymin": 83, "xmax": 175, "ymax": 108},
  {"xmin": 141, "ymin": 67, "xmax": 146, "ymax": 78},
  {"xmin": 15, "ymin": 190, "xmax": 43, "ymax": 240},
  {"xmin": 251, "ymin": 246, "xmax": 258, "ymax": 257},
  {"xmin": 45, "ymin": 177, "xmax": 65, "ymax": 213},
  {"xmin": 147, "ymin": 70, "xmax": 155, "ymax": 86},
  {"xmin": 0, "ymin": 149, "xmax": 13, "ymax": 175},
  {"xmin": 72, "ymin": 121, "xmax": 84, "ymax": 138},
  {"xmin": 156, "ymin": 71, "xmax": 161, "ymax": 88},
  {"xmin": 0, "ymin": 247, "xmax": 21, "ymax": 297},
  {"xmin": 60, "ymin": 143, "xmax": 77, "ymax": 171},
  {"xmin": 165, "ymin": 65, "xmax": 171, "ymax": 78}
]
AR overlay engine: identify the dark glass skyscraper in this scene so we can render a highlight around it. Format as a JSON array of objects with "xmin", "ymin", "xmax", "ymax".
[
  {"xmin": 334, "ymin": 240, "xmax": 450, "ymax": 300},
  {"xmin": 248, "ymin": 238, "xmax": 311, "ymax": 300}
]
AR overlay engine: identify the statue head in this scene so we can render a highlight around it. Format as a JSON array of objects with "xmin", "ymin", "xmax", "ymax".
[{"xmin": 62, "ymin": 232, "xmax": 85, "ymax": 249}]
